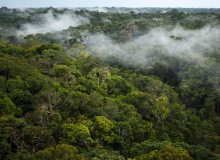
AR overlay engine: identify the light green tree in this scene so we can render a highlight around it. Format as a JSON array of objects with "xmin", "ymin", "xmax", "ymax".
[
  {"xmin": 135, "ymin": 145, "xmax": 193, "ymax": 160},
  {"xmin": 145, "ymin": 95, "xmax": 170, "ymax": 129},
  {"xmin": 93, "ymin": 116, "xmax": 116, "ymax": 144},
  {"xmin": 62, "ymin": 120, "xmax": 94, "ymax": 150},
  {"xmin": 35, "ymin": 144, "xmax": 87, "ymax": 160}
]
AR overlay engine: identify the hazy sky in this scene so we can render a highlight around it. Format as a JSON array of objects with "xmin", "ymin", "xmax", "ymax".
[{"xmin": 1, "ymin": 0, "xmax": 220, "ymax": 8}]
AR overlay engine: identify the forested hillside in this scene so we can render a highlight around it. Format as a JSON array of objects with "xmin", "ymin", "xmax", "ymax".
[{"xmin": 1, "ymin": 6, "xmax": 220, "ymax": 160}]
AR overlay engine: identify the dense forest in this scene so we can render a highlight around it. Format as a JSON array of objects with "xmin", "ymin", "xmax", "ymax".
[{"xmin": 1, "ymin": 6, "xmax": 220, "ymax": 159}]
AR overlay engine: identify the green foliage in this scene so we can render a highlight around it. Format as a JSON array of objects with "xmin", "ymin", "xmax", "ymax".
[
  {"xmin": 130, "ymin": 140, "xmax": 219, "ymax": 160},
  {"xmin": 21, "ymin": 40, "xmax": 39, "ymax": 50},
  {"xmin": 0, "ymin": 45, "xmax": 26, "ymax": 57},
  {"xmin": 0, "ymin": 97, "xmax": 21, "ymax": 116},
  {"xmin": 0, "ymin": 115, "xmax": 27, "ymax": 158},
  {"xmin": 35, "ymin": 144, "xmax": 87, "ymax": 160},
  {"xmin": 136, "ymin": 145, "xmax": 193, "ymax": 160},
  {"xmin": 0, "ymin": 55, "xmax": 39, "ymax": 79},
  {"xmin": 107, "ymin": 75, "xmax": 132, "ymax": 96},
  {"xmin": 93, "ymin": 116, "xmax": 116, "ymax": 143},
  {"xmin": 37, "ymin": 49, "xmax": 66, "ymax": 71},
  {"xmin": 0, "ymin": 37, "xmax": 6, "ymax": 45},
  {"xmin": 69, "ymin": 29, "xmax": 87, "ymax": 46},
  {"xmin": 24, "ymin": 34, "xmax": 37, "ymax": 41},
  {"xmin": 36, "ymin": 44, "xmax": 59, "ymax": 54},
  {"xmin": 62, "ymin": 121, "xmax": 92, "ymax": 144},
  {"xmin": 83, "ymin": 149, "xmax": 125, "ymax": 160},
  {"xmin": 24, "ymin": 126, "xmax": 55, "ymax": 153},
  {"xmin": 145, "ymin": 95, "xmax": 170, "ymax": 129},
  {"xmin": 6, "ymin": 150, "xmax": 35, "ymax": 160},
  {"xmin": 1, "ymin": 7, "xmax": 220, "ymax": 160}
]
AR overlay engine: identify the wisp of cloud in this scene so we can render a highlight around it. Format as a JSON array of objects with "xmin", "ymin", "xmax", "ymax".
[{"xmin": 16, "ymin": 11, "xmax": 89, "ymax": 36}]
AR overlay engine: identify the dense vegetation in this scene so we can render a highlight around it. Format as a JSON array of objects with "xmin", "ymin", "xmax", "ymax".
[{"xmin": 1, "ymin": 6, "xmax": 220, "ymax": 160}]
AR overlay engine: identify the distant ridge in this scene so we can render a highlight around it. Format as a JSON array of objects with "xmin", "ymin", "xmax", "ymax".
[{"xmin": 1, "ymin": 6, "xmax": 220, "ymax": 13}]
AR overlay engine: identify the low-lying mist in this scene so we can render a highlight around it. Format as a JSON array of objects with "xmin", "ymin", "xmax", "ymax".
[
  {"xmin": 84, "ymin": 25, "xmax": 220, "ymax": 88},
  {"xmin": 16, "ymin": 11, "xmax": 89, "ymax": 36},
  {"xmin": 86, "ymin": 25, "xmax": 220, "ymax": 61}
]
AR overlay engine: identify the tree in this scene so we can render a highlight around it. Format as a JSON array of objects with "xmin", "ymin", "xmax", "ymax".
[
  {"xmin": 0, "ymin": 76, "xmax": 6, "ymax": 98},
  {"xmin": 131, "ymin": 119, "xmax": 155, "ymax": 143},
  {"xmin": 7, "ymin": 35, "xmax": 18, "ymax": 45},
  {"xmin": 0, "ymin": 55, "xmax": 39, "ymax": 79},
  {"xmin": 0, "ymin": 97, "xmax": 21, "ymax": 116},
  {"xmin": 70, "ymin": 91, "xmax": 89, "ymax": 111},
  {"xmin": 91, "ymin": 150, "xmax": 125, "ymax": 160},
  {"xmin": 35, "ymin": 144, "xmax": 87, "ymax": 160},
  {"xmin": 5, "ymin": 78, "xmax": 32, "ymax": 108},
  {"xmin": 25, "ymin": 103, "xmax": 62, "ymax": 127},
  {"xmin": 67, "ymin": 44, "xmax": 86, "ymax": 57},
  {"xmin": 145, "ymin": 95, "xmax": 170, "ymax": 129},
  {"xmin": 36, "ymin": 44, "xmax": 59, "ymax": 55},
  {"xmin": 151, "ymin": 61, "xmax": 168, "ymax": 82},
  {"xmin": 24, "ymin": 34, "xmax": 37, "ymax": 41},
  {"xmin": 124, "ymin": 91, "xmax": 148, "ymax": 114},
  {"xmin": 130, "ymin": 140, "xmax": 218, "ymax": 160},
  {"xmin": 136, "ymin": 145, "xmax": 193, "ymax": 160},
  {"xmin": 93, "ymin": 116, "xmax": 116, "ymax": 144},
  {"xmin": 62, "ymin": 120, "xmax": 94, "ymax": 150},
  {"xmin": 0, "ymin": 45, "xmax": 26, "ymax": 57},
  {"xmin": 24, "ymin": 126, "xmax": 55, "ymax": 154},
  {"xmin": 38, "ymin": 89, "xmax": 61, "ymax": 111},
  {"xmin": 0, "ymin": 37, "xmax": 6, "ymax": 45},
  {"xmin": 68, "ymin": 29, "xmax": 87, "ymax": 46},
  {"xmin": 0, "ymin": 115, "xmax": 13, "ymax": 159},
  {"xmin": 49, "ymin": 65, "xmax": 77, "ymax": 86},
  {"xmin": 107, "ymin": 76, "xmax": 132, "ymax": 96},
  {"xmin": 0, "ymin": 115, "xmax": 27, "ymax": 156},
  {"xmin": 76, "ymin": 52, "xmax": 89, "ymax": 60},
  {"xmin": 21, "ymin": 40, "xmax": 39, "ymax": 50},
  {"xmin": 6, "ymin": 149, "xmax": 35, "ymax": 160},
  {"xmin": 24, "ymin": 45, "xmax": 40, "ymax": 59}
]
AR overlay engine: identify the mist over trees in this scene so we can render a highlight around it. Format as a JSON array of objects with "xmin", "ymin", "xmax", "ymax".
[{"xmin": 1, "ymin": 6, "xmax": 220, "ymax": 160}]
